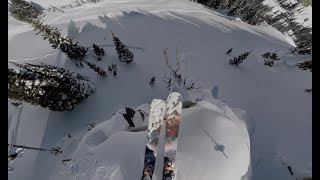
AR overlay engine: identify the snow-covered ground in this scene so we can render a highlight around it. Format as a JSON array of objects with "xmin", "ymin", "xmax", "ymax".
[{"xmin": 8, "ymin": 0, "xmax": 311, "ymax": 180}]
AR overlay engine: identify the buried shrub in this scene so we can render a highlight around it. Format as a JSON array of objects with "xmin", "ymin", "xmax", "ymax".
[
  {"xmin": 229, "ymin": 51, "xmax": 251, "ymax": 65},
  {"xmin": 261, "ymin": 52, "xmax": 280, "ymax": 67}
]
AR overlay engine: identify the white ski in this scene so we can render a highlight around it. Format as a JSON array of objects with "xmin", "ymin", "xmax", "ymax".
[
  {"xmin": 141, "ymin": 99, "xmax": 166, "ymax": 180},
  {"xmin": 162, "ymin": 92, "xmax": 183, "ymax": 180}
]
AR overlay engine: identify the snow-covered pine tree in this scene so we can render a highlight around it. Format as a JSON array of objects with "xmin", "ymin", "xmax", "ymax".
[
  {"xmin": 93, "ymin": 44, "xmax": 105, "ymax": 57},
  {"xmin": 8, "ymin": 62, "xmax": 95, "ymax": 111},
  {"xmin": 226, "ymin": 48, "xmax": 233, "ymax": 54},
  {"xmin": 297, "ymin": 60, "xmax": 312, "ymax": 71},
  {"xmin": 111, "ymin": 32, "xmax": 134, "ymax": 63},
  {"xmin": 149, "ymin": 76, "xmax": 155, "ymax": 86},
  {"xmin": 229, "ymin": 51, "xmax": 251, "ymax": 65},
  {"xmin": 261, "ymin": 51, "xmax": 280, "ymax": 67},
  {"xmin": 32, "ymin": 20, "xmax": 88, "ymax": 61},
  {"xmin": 8, "ymin": 0, "xmax": 43, "ymax": 21},
  {"xmin": 84, "ymin": 61, "xmax": 107, "ymax": 77}
]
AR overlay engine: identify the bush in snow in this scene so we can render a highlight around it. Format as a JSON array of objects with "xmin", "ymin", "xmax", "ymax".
[
  {"xmin": 8, "ymin": 62, "xmax": 95, "ymax": 111},
  {"xmin": 305, "ymin": 89, "xmax": 312, "ymax": 94},
  {"xmin": 229, "ymin": 51, "xmax": 251, "ymax": 65},
  {"xmin": 149, "ymin": 76, "xmax": 155, "ymax": 86},
  {"xmin": 112, "ymin": 32, "xmax": 134, "ymax": 64},
  {"xmin": 261, "ymin": 52, "xmax": 280, "ymax": 67},
  {"xmin": 226, "ymin": 48, "xmax": 233, "ymax": 55},
  {"xmin": 108, "ymin": 64, "xmax": 118, "ymax": 76},
  {"xmin": 162, "ymin": 47, "xmax": 199, "ymax": 91},
  {"xmin": 264, "ymin": 59, "xmax": 274, "ymax": 67},
  {"xmin": 297, "ymin": 60, "xmax": 312, "ymax": 72}
]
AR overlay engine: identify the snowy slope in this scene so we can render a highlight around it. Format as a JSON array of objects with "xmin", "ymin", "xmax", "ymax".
[
  {"xmin": 8, "ymin": 0, "xmax": 311, "ymax": 180},
  {"xmin": 60, "ymin": 91, "xmax": 250, "ymax": 180}
]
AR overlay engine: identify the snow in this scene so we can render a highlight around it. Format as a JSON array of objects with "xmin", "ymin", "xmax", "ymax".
[
  {"xmin": 61, "ymin": 91, "xmax": 250, "ymax": 180},
  {"xmin": 8, "ymin": 0, "xmax": 311, "ymax": 180}
]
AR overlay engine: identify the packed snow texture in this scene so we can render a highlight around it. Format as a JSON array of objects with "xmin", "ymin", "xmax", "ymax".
[{"xmin": 8, "ymin": 0, "xmax": 311, "ymax": 180}]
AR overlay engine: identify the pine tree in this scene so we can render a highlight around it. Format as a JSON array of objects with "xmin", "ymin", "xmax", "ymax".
[
  {"xmin": 149, "ymin": 76, "xmax": 155, "ymax": 86},
  {"xmin": 93, "ymin": 44, "xmax": 105, "ymax": 57},
  {"xmin": 261, "ymin": 52, "xmax": 280, "ymax": 67},
  {"xmin": 8, "ymin": 62, "xmax": 95, "ymax": 111},
  {"xmin": 226, "ymin": 48, "xmax": 233, "ymax": 54},
  {"xmin": 229, "ymin": 51, "xmax": 251, "ymax": 65},
  {"xmin": 297, "ymin": 60, "xmax": 312, "ymax": 71},
  {"xmin": 84, "ymin": 61, "xmax": 107, "ymax": 77},
  {"xmin": 32, "ymin": 20, "xmax": 88, "ymax": 61},
  {"xmin": 8, "ymin": 0, "xmax": 43, "ymax": 22},
  {"xmin": 112, "ymin": 32, "xmax": 134, "ymax": 63}
]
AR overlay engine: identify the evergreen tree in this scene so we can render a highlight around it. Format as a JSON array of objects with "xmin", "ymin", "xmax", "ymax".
[
  {"xmin": 226, "ymin": 48, "xmax": 233, "ymax": 54},
  {"xmin": 93, "ymin": 44, "xmax": 105, "ymax": 57},
  {"xmin": 149, "ymin": 76, "xmax": 155, "ymax": 86},
  {"xmin": 84, "ymin": 61, "xmax": 107, "ymax": 77},
  {"xmin": 8, "ymin": 0, "xmax": 43, "ymax": 22},
  {"xmin": 297, "ymin": 60, "xmax": 312, "ymax": 71},
  {"xmin": 229, "ymin": 51, "xmax": 251, "ymax": 65},
  {"xmin": 8, "ymin": 62, "xmax": 95, "ymax": 111},
  {"xmin": 261, "ymin": 52, "xmax": 280, "ymax": 67},
  {"xmin": 32, "ymin": 20, "xmax": 88, "ymax": 61},
  {"xmin": 112, "ymin": 32, "xmax": 134, "ymax": 63}
]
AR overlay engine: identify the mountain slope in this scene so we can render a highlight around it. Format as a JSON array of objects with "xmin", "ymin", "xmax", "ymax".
[{"xmin": 8, "ymin": 0, "xmax": 311, "ymax": 180}]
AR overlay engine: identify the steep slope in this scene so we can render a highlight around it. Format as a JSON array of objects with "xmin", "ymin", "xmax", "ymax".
[
  {"xmin": 8, "ymin": 0, "xmax": 311, "ymax": 180},
  {"xmin": 63, "ymin": 91, "xmax": 251, "ymax": 180}
]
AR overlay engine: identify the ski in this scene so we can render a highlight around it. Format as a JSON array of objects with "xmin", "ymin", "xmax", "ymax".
[
  {"xmin": 162, "ymin": 92, "xmax": 183, "ymax": 180},
  {"xmin": 141, "ymin": 99, "xmax": 167, "ymax": 180}
]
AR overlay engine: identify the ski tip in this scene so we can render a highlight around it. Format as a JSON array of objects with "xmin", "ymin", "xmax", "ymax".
[
  {"xmin": 151, "ymin": 99, "xmax": 165, "ymax": 104},
  {"xmin": 166, "ymin": 92, "xmax": 183, "ymax": 103}
]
